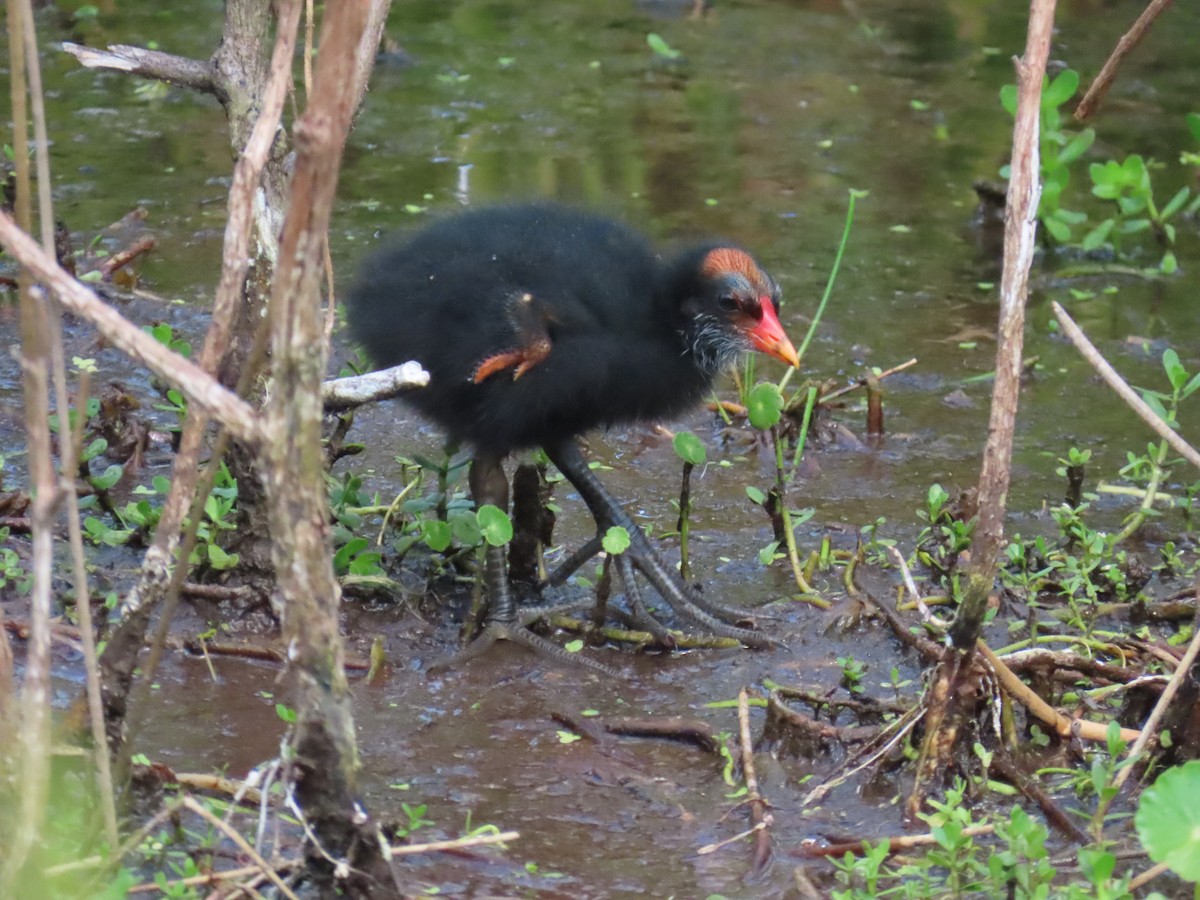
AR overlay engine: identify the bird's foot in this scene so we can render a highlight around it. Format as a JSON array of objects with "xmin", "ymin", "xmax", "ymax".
[
  {"xmin": 427, "ymin": 615, "xmax": 620, "ymax": 677},
  {"xmin": 472, "ymin": 344, "xmax": 549, "ymax": 383},
  {"xmin": 545, "ymin": 533, "xmax": 781, "ymax": 651}
]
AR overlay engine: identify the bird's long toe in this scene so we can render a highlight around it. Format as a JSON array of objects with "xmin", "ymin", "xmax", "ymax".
[
  {"xmin": 627, "ymin": 533, "xmax": 765, "ymax": 626},
  {"xmin": 621, "ymin": 538, "xmax": 776, "ymax": 648},
  {"xmin": 615, "ymin": 553, "xmax": 679, "ymax": 648},
  {"xmin": 428, "ymin": 619, "xmax": 620, "ymax": 677}
]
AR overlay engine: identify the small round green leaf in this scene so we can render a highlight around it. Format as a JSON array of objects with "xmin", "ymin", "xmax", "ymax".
[
  {"xmin": 1135, "ymin": 759, "xmax": 1200, "ymax": 881},
  {"xmin": 747, "ymin": 382, "xmax": 784, "ymax": 430},
  {"xmin": 673, "ymin": 431, "xmax": 706, "ymax": 466},
  {"xmin": 476, "ymin": 505, "xmax": 513, "ymax": 547},
  {"xmin": 420, "ymin": 519, "xmax": 452, "ymax": 552},
  {"xmin": 602, "ymin": 526, "xmax": 631, "ymax": 555}
]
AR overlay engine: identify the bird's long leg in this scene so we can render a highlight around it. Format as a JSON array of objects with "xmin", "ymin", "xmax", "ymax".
[
  {"xmin": 427, "ymin": 454, "xmax": 617, "ymax": 676},
  {"xmin": 546, "ymin": 439, "xmax": 777, "ymax": 649}
]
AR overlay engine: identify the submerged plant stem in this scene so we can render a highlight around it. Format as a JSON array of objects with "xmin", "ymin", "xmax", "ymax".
[{"xmin": 771, "ymin": 422, "xmax": 825, "ymax": 604}]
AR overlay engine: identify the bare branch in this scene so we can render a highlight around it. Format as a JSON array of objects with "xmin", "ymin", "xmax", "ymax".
[
  {"xmin": 0, "ymin": 212, "xmax": 262, "ymax": 446},
  {"xmin": 977, "ymin": 641, "xmax": 1140, "ymax": 744},
  {"xmin": 61, "ymin": 42, "xmax": 220, "ymax": 98},
  {"xmin": 322, "ymin": 362, "xmax": 429, "ymax": 410},
  {"xmin": 1052, "ymin": 301, "xmax": 1200, "ymax": 472},
  {"xmin": 1074, "ymin": 0, "xmax": 1175, "ymax": 121}
]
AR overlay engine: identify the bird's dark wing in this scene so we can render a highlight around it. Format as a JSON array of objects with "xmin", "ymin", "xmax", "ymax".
[{"xmin": 465, "ymin": 322, "xmax": 713, "ymax": 453}]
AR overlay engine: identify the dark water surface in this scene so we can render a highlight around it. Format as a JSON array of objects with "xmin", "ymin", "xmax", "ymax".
[{"xmin": 5, "ymin": 0, "xmax": 1200, "ymax": 895}]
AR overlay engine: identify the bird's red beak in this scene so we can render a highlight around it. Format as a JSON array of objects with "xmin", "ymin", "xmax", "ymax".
[{"xmin": 748, "ymin": 299, "xmax": 800, "ymax": 368}]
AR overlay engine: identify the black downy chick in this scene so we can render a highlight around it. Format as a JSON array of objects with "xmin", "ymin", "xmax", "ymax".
[{"xmin": 347, "ymin": 203, "xmax": 799, "ymax": 669}]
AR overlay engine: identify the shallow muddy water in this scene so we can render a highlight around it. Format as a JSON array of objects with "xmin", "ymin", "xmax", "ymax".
[{"xmin": 4, "ymin": 0, "xmax": 1200, "ymax": 895}]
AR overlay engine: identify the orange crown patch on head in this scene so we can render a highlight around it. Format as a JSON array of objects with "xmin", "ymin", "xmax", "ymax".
[{"xmin": 700, "ymin": 247, "xmax": 767, "ymax": 292}]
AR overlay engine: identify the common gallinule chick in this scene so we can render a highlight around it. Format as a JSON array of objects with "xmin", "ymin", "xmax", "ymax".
[{"xmin": 346, "ymin": 203, "xmax": 798, "ymax": 669}]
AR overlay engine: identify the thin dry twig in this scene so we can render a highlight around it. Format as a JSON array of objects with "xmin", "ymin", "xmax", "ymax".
[
  {"xmin": 1127, "ymin": 860, "xmax": 1172, "ymax": 892},
  {"xmin": 1074, "ymin": 0, "xmax": 1175, "ymax": 121},
  {"xmin": 907, "ymin": 0, "xmax": 1058, "ymax": 822},
  {"xmin": 767, "ymin": 692, "xmax": 883, "ymax": 745},
  {"xmin": 97, "ymin": 235, "xmax": 157, "ymax": 277},
  {"xmin": 263, "ymin": 5, "xmax": 394, "ymax": 888},
  {"xmin": 819, "ymin": 357, "xmax": 918, "ymax": 404},
  {"xmin": 697, "ymin": 823, "xmax": 768, "ymax": 857},
  {"xmin": 855, "ymin": 584, "xmax": 942, "ymax": 662},
  {"xmin": 798, "ymin": 824, "xmax": 997, "ymax": 858},
  {"xmin": 887, "ymin": 546, "xmax": 950, "ymax": 629},
  {"xmin": 956, "ymin": 0, "xmax": 1057, "ymax": 637},
  {"xmin": 1051, "ymin": 301, "xmax": 1200, "ymax": 472},
  {"xmin": 799, "ymin": 705, "xmax": 924, "ymax": 808},
  {"xmin": 173, "ymin": 772, "xmax": 265, "ymax": 806},
  {"xmin": 989, "ymin": 754, "xmax": 1090, "ymax": 843},
  {"xmin": 116, "ymin": 1, "xmax": 304, "ymax": 779},
  {"xmin": 387, "ymin": 830, "xmax": 520, "ymax": 857},
  {"xmin": 605, "ymin": 716, "xmax": 720, "ymax": 753},
  {"xmin": 5, "ymin": 0, "xmax": 57, "ymax": 881},
  {"xmin": 126, "ymin": 862, "xmax": 298, "ymax": 896},
  {"xmin": 737, "ymin": 688, "xmax": 773, "ymax": 872},
  {"xmin": 181, "ymin": 796, "xmax": 299, "ymax": 900},
  {"xmin": 19, "ymin": 0, "xmax": 121, "ymax": 848}
]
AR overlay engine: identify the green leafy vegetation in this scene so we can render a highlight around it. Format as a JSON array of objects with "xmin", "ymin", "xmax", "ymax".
[
  {"xmin": 999, "ymin": 70, "xmax": 1194, "ymax": 275},
  {"xmin": 1000, "ymin": 69, "xmax": 1094, "ymax": 244}
]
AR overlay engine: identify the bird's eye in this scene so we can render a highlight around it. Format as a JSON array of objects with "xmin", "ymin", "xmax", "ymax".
[{"xmin": 717, "ymin": 295, "xmax": 739, "ymax": 312}]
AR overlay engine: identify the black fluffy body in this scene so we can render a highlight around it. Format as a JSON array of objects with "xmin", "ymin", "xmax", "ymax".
[{"xmin": 346, "ymin": 203, "xmax": 762, "ymax": 455}]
